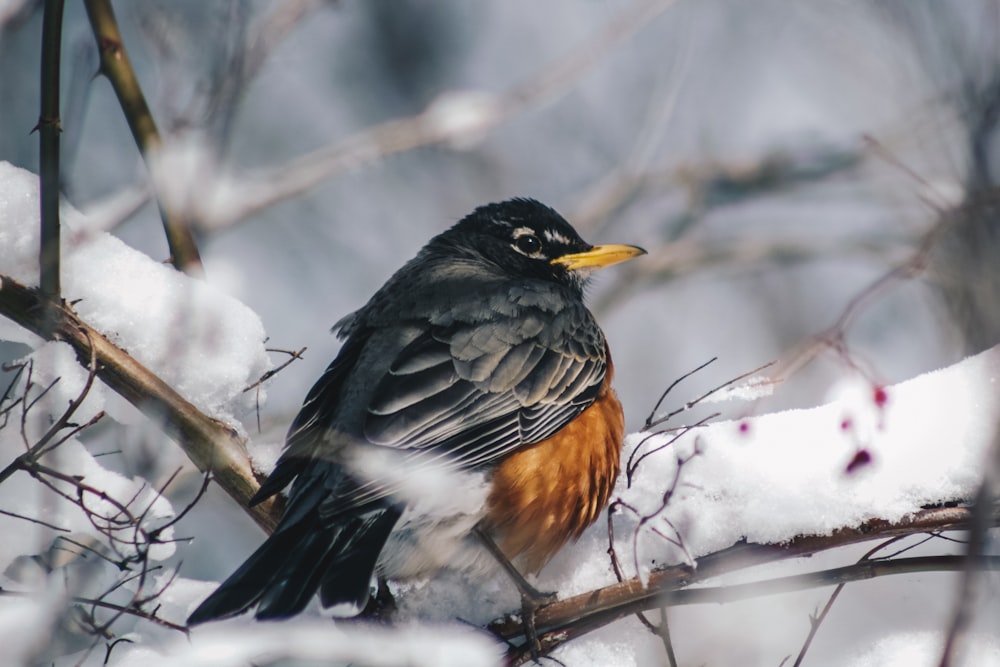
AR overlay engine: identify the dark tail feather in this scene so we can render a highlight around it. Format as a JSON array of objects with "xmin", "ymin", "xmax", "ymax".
[
  {"xmin": 187, "ymin": 521, "xmax": 309, "ymax": 624},
  {"xmin": 187, "ymin": 505, "xmax": 402, "ymax": 625},
  {"xmin": 253, "ymin": 524, "xmax": 341, "ymax": 619},
  {"xmin": 319, "ymin": 506, "xmax": 402, "ymax": 609}
]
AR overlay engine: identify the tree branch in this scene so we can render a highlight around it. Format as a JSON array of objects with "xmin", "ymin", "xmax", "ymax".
[
  {"xmin": 0, "ymin": 273, "xmax": 281, "ymax": 533},
  {"xmin": 491, "ymin": 505, "xmax": 992, "ymax": 661},
  {"xmin": 82, "ymin": 0, "xmax": 203, "ymax": 276}
]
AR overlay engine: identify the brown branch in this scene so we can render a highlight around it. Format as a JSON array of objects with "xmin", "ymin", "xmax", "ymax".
[
  {"xmin": 0, "ymin": 273, "xmax": 281, "ymax": 533},
  {"xmin": 82, "ymin": 0, "xmax": 203, "ymax": 276},
  {"xmin": 492, "ymin": 505, "xmax": 990, "ymax": 661}
]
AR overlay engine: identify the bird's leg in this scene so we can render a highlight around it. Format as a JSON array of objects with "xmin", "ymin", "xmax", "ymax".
[
  {"xmin": 473, "ymin": 525, "xmax": 555, "ymax": 656},
  {"xmin": 361, "ymin": 575, "xmax": 397, "ymax": 621}
]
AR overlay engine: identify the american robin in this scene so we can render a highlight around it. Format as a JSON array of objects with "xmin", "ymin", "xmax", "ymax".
[{"xmin": 188, "ymin": 198, "xmax": 644, "ymax": 624}]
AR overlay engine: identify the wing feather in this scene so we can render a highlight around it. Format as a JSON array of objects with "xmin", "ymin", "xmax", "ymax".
[
  {"xmin": 279, "ymin": 294, "xmax": 607, "ymax": 517},
  {"xmin": 364, "ymin": 302, "xmax": 606, "ymax": 466}
]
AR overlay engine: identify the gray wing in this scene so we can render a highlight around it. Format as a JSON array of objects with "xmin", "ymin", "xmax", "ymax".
[{"xmin": 319, "ymin": 302, "xmax": 607, "ymax": 516}]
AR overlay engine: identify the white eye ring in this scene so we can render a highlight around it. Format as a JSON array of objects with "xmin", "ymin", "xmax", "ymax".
[{"xmin": 512, "ymin": 228, "xmax": 543, "ymax": 257}]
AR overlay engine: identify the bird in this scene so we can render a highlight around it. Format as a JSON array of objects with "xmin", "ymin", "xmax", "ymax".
[{"xmin": 187, "ymin": 198, "xmax": 645, "ymax": 625}]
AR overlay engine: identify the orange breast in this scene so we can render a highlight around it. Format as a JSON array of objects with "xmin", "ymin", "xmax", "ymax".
[{"xmin": 484, "ymin": 358, "xmax": 624, "ymax": 573}]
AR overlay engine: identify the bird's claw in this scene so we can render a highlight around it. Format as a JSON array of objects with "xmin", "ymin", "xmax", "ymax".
[{"xmin": 520, "ymin": 588, "xmax": 556, "ymax": 660}]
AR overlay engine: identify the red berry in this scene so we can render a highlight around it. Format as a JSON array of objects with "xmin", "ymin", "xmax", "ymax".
[
  {"xmin": 846, "ymin": 449, "xmax": 872, "ymax": 474},
  {"xmin": 873, "ymin": 385, "xmax": 888, "ymax": 408}
]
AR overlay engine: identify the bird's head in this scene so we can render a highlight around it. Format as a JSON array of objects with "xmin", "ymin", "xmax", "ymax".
[{"xmin": 433, "ymin": 198, "xmax": 646, "ymax": 293}]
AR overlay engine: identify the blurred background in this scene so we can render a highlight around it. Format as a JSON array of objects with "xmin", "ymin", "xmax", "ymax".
[{"xmin": 2, "ymin": 0, "xmax": 999, "ymax": 664}]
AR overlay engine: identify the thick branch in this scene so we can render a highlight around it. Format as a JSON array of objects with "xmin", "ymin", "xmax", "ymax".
[
  {"xmin": 0, "ymin": 273, "xmax": 281, "ymax": 533},
  {"xmin": 82, "ymin": 0, "xmax": 203, "ymax": 276},
  {"xmin": 509, "ymin": 553, "xmax": 1000, "ymax": 664},
  {"xmin": 492, "ymin": 505, "xmax": 991, "ymax": 657}
]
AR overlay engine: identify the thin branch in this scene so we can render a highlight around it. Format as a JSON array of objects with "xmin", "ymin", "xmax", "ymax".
[
  {"xmin": 641, "ymin": 359, "xmax": 774, "ymax": 435},
  {"xmin": 82, "ymin": 0, "xmax": 203, "ymax": 276},
  {"xmin": 0, "ymin": 507, "xmax": 70, "ymax": 532},
  {"xmin": 0, "ymin": 335, "xmax": 100, "ymax": 486},
  {"xmin": 627, "ymin": 413, "xmax": 714, "ymax": 485},
  {"xmin": 0, "ymin": 587, "xmax": 188, "ymax": 633},
  {"xmin": 792, "ymin": 535, "xmax": 910, "ymax": 667},
  {"xmin": 938, "ymin": 422, "xmax": 1000, "ymax": 667},
  {"xmin": 656, "ymin": 607, "xmax": 678, "ymax": 667},
  {"xmin": 37, "ymin": 0, "xmax": 65, "ymax": 302},
  {"xmin": 243, "ymin": 346, "xmax": 306, "ymax": 393},
  {"xmin": 644, "ymin": 357, "xmax": 716, "ymax": 428}
]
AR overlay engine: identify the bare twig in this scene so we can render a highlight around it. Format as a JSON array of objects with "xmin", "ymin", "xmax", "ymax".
[
  {"xmin": 644, "ymin": 357, "xmax": 717, "ymax": 428},
  {"xmin": 198, "ymin": 0, "xmax": 683, "ymax": 230},
  {"xmin": 627, "ymin": 413, "xmax": 715, "ymax": 485},
  {"xmin": 0, "ymin": 588, "xmax": 188, "ymax": 633},
  {"xmin": 0, "ymin": 335, "xmax": 100, "ymax": 486},
  {"xmin": 938, "ymin": 424, "xmax": 1000, "ymax": 667},
  {"xmin": 792, "ymin": 535, "xmax": 909, "ymax": 667},
  {"xmin": 591, "ymin": 230, "xmax": 917, "ymax": 317},
  {"xmin": 645, "ymin": 360, "xmax": 775, "ymax": 431},
  {"xmin": 243, "ymin": 346, "xmax": 306, "ymax": 393},
  {"xmin": 0, "ymin": 507, "xmax": 70, "ymax": 532}
]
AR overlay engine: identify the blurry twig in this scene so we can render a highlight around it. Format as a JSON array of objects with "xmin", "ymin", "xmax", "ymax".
[
  {"xmin": 938, "ymin": 424, "xmax": 1000, "ymax": 667},
  {"xmin": 593, "ymin": 228, "xmax": 917, "ymax": 316},
  {"xmin": 0, "ymin": 588, "xmax": 188, "ymax": 633},
  {"xmin": 197, "ymin": 0, "xmax": 682, "ymax": 230},
  {"xmin": 585, "ymin": 143, "xmax": 869, "ymax": 316},
  {"xmin": 83, "ymin": 0, "xmax": 204, "ymax": 276},
  {"xmin": 570, "ymin": 34, "xmax": 694, "ymax": 237},
  {"xmin": 76, "ymin": 181, "xmax": 152, "ymax": 234},
  {"xmin": 243, "ymin": 1, "xmax": 326, "ymax": 84},
  {"xmin": 792, "ymin": 535, "xmax": 909, "ymax": 667}
]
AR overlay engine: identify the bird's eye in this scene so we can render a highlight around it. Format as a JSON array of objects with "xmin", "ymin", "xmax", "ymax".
[{"xmin": 515, "ymin": 233, "xmax": 542, "ymax": 256}]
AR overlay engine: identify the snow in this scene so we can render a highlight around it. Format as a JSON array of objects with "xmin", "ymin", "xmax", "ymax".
[
  {"xmin": 615, "ymin": 349, "xmax": 999, "ymax": 577},
  {"xmin": 114, "ymin": 620, "xmax": 502, "ymax": 667},
  {"xmin": 1, "ymin": 160, "xmax": 997, "ymax": 665},
  {"xmin": 0, "ymin": 161, "xmax": 271, "ymax": 427},
  {"xmin": 848, "ymin": 632, "xmax": 1000, "ymax": 667}
]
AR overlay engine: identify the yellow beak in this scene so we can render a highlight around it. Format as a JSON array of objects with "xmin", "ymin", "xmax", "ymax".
[{"xmin": 551, "ymin": 244, "xmax": 646, "ymax": 271}]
